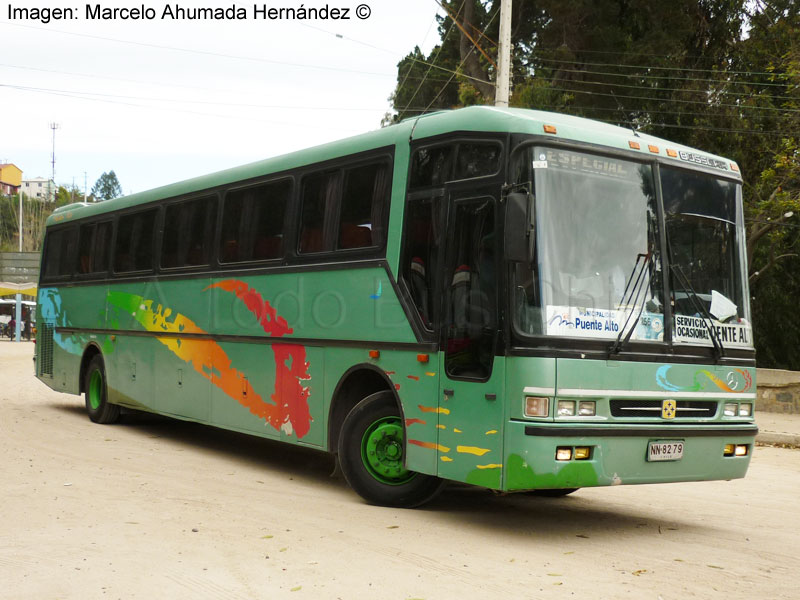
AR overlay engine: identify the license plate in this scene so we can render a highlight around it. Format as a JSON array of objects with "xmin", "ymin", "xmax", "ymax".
[{"xmin": 647, "ymin": 440, "xmax": 684, "ymax": 462}]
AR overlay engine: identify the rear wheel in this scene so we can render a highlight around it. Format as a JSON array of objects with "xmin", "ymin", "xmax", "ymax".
[
  {"xmin": 338, "ymin": 391, "xmax": 444, "ymax": 507},
  {"xmin": 84, "ymin": 354, "xmax": 120, "ymax": 424}
]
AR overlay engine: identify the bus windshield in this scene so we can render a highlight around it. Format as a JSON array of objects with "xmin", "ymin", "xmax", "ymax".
[
  {"xmin": 512, "ymin": 147, "xmax": 751, "ymax": 348},
  {"xmin": 513, "ymin": 147, "xmax": 665, "ymax": 342}
]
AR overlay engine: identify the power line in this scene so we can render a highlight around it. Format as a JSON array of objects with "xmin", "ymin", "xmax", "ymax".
[
  {"xmin": 0, "ymin": 20, "xmax": 395, "ymax": 78},
  {"xmin": 534, "ymin": 55, "xmax": 794, "ymax": 78},
  {"xmin": 529, "ymin": 58, "xmax": 793, "ymax": 88}
]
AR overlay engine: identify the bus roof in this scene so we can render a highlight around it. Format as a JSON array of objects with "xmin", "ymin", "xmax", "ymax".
[{"xmin": 47, "ymin": 106, "xmax": 740, "ymax": 227}]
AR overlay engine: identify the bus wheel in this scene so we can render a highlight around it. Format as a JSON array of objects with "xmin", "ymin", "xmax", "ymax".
[
  {"xmin": 84, "ymin": 355, "xmax": 120, "ymax": 424},
  {"xmin": 338, "ymin": 391, "xmax": 444, "ymax": 508},
  {"xmin": 528, "ymin": 488, "xmax": 578, "ymax": 497}
]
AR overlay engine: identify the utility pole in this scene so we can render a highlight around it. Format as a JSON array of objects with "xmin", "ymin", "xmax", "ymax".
[
  {"xmin": 84, "ymin": 171, "xmax": 88, "ymax": 202},
  {"xmin": 50, "ymin": 122, "xmax": 59, "ymax": 202},
  {"xmin": 495, "ymin": 0, "xmax": 512, "ymax": 107}
]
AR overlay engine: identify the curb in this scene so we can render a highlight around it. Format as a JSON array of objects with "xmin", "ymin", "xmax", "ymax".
[{"xmin": 756, "ymin": 432, "xmax": 800, "ymax": 448}]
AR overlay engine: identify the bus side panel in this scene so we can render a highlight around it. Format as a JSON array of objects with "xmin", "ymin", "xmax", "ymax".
[
  {"xmin": 104, "ymin": 281, "xmax": 160, "ymax": 412},
  {"xmin": 152, "ymin": 277, "xmax": 212, "ymax": 422}
]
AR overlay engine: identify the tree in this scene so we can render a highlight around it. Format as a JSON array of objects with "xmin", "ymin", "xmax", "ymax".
[{"xmin": 91, "ymin": 171, "xmax": 122, "ymax": 202}]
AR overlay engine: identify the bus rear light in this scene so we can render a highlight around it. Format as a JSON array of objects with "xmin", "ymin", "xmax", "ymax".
[
  {"xmin": 416, "ymin": 353, "xmax": 429, "ymax": 363},
  {"xmin": 525, "ymin": 396, "xmax": 549, "ymax": 418},
  {"xmin": 578, "ymin": 401, "xmax": 596, "ymax": 416},
  {"xmin": 556, "ymin": 447, "xmax": 572, "ymax": 461},
  {"xmin": 369, "ymin": 350, "xmax": 380, "ymax": 359},
  {"xmin": 543, "ymin": 124, "xmax": 557, "ymax": 134},
  {"xmin": 574, "ymin": 447, "xmax": 592, "ymax": 460},
  {"xmin": 731, "ymin": 163, "xmax": 740, "ymax": 172},
  {"xmin": 735, "ymin": 444, "xmax": 749, "ymax": 456},
  {"xmin": 724, "ymin": 444, "xmax": 749, "ymax": 457}
]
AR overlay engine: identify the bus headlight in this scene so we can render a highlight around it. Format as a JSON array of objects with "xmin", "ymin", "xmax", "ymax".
[
  {"xmin": 557, "ymin": 400, "xmax": 576, "ymax": 417},
  {"xmin": 578, "ymin": 401, "xmax": 596, "ymax": 416},
  {"xmin": 724, "ymin": 403, "xmax": 737, "ymax": 417},
  {"xmin": 738, "ymin": 403, "xmax": 752, "ymax": 417}
]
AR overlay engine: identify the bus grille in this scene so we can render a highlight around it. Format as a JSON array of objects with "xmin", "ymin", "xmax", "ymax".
[
  {"xmin": 610, "ymin": 400, "xmax": 718, "ymax": 418},
  {"xmin": 39, "ymin": 323, "xmax": 54, "ymax": 376}
]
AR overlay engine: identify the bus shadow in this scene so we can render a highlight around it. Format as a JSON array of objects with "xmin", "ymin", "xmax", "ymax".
[
  {"xmin": 49, "ymin": 401, "xmax": 720, "ymax": 539},
  {"xmin": 49, "ymin": 401, "xmax": 345, "ymax": 492}
]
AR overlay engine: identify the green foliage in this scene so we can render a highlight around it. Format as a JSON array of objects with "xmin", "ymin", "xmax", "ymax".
[
  {"xmin": 388, "ymin": 0, "xmax": 800, "ymax": 368},
  {"xmin": 91, "ymin": 171, "xmax": 122, "ymax": 202}
]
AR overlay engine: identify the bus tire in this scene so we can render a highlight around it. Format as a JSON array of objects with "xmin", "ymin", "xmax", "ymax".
[
  {"xmin": 84, "ymin": 354, "xmax": 120, "ymax": 424},
  {"xmin": 338, "ymin": 391, "xmax": 444, "ymax": 508}
]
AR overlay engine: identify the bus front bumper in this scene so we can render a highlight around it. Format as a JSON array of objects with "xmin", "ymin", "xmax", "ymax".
[{"xmin": 502, "ymin": 421, "xmax": 758, "ymax": 491}]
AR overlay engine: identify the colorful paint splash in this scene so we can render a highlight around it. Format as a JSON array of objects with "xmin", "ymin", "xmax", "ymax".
[
  {"xmin": 106, "ymin": 281, "xmax": 313, "ymax": 439},
  {"xmin": 208, "ymin": 280, "xmax": 312, "ymax": 438},
  {"xmin": 656, "ymin": 365, "xmax": 752, "ymax": 393}
]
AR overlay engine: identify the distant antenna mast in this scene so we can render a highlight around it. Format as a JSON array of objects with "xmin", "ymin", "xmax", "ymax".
[{"xmin": 50, "ymin": 122, "xmax": 60, "ymax": 202}]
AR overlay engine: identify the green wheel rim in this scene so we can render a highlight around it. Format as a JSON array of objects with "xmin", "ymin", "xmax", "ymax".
[
  {"xmin": 360, "ymin": 416, "xmax": 415, "ymax": 485},
  {"xmin": 89, "ymin": 370, "xmax": 103, "ymax": 411}
]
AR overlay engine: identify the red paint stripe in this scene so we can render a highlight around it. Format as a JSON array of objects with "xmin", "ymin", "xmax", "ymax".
[{"xmin": 405, "ymin": 418, "xmax": 426, "ymax": 427}]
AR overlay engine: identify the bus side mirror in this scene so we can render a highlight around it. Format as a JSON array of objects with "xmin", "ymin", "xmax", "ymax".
[{"xmin": 504, "ymin": 191, "xmax": 533, "ymax": 263}]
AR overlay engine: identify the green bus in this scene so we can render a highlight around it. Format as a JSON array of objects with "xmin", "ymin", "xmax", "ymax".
[{"xmin": 35, "ymin": 106, "xmax": 758, "ymax": 507}]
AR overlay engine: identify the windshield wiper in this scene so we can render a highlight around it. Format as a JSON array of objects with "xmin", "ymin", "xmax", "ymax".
[
  {"xmin": 609, "ymin": 252, "xmax": 651, "ymax": 355},
  {"xmin": 670, "ymin": 264, "xmax": 725, "ymax": 360}
]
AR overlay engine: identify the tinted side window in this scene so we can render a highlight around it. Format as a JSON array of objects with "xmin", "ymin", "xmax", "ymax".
[
  {"xmin": 401, "ymin": 195, "xmax": 442, "ymax": 329},
  {"xmin": 455, "ymin": 142, "xmax": 502, "ymax": 179},
  {"xmin": 77, "ymin": 221, "xmax": 112, "ymax": 274},
  {"xmin": 114, "ymin": 209, "xmax": 157, "ymax": 273},
  {"xmin": 42, "ymin": 227, "xmax": 77, "ymax": 280},
  {"xmin": 299, "ymin": 171, "xmax": 337, "ymax": 254},
  {"xmin": 338, "ymin": 163, "xmax": 388, "ymax": 250},
  {"xmin": 220, "ymin": 180, "xmax": 290, "ymax": 263},
  {"xmin": 162, "ymin": 196, "xmax": 215, "ymax": 268},
  {"xmin": 410, "ymin": 146, "xmax": 453, "ymax": 188}
]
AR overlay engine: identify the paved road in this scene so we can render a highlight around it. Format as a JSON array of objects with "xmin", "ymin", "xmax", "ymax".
[{"xmin": 2, "ymin": 342, "xmax": 798, "ymax": 599}]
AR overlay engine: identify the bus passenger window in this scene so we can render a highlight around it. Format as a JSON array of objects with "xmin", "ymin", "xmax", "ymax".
[
  {"xmin": 338, "ymin": 163, "xmax": 387, "ymax": 250},
  {"xmin": 76, "ymin": 221, "xmax": 111, "ymax": 275},
  {"xmin": 220, "ymin": 180, "xmax": 290, "ymax": 263},
  {"xmin": 401, "ymin": 196, "xmax": 441, "ymax": 329},
  {"xmin": 299, "ymin": 172, "xmax": 337, "ymax": 254},
  {"xmin": 162, "ymin": 196, "xmax": 214, "ymax": 268},
  {"xmin": 114, "ymin": 209, "xmax": 157, "ymax": 273},
  {"xmin": 42, "ymin": 227, "xmax": 77, "ymax": 280}
]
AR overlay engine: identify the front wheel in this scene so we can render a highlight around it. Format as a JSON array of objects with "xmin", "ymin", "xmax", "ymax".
[
  {"xmin": 84, "ymin": 354, "xmax": 120, "ymax": 424},
  {"xmin": 338, "ymin": 391, "xmax": 444, "ymax": 507}
]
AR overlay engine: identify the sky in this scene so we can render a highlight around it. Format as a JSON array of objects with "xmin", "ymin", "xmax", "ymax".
[{"xmin": 1, "ymin": 0, "xmax": 442, "ymax": 196}]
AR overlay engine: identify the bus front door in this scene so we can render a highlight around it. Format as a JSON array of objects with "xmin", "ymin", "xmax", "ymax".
[{"xmin": 436, "ymin": 194, "xmax": 505, "ymax": 490}]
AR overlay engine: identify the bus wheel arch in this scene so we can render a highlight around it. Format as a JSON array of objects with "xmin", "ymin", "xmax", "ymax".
[{"xmin": 328, "ymin": 364, "xmax": 398, "ymax": 456}]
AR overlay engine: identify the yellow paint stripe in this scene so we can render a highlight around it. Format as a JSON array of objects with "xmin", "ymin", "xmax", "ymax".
[
  {"xmin": 425, "ymin": 372, "xmax": 437, "ymax": 377},
  {"xmin": 476, "ymin": 464, "xmax": 502, "ymax": 470},
  {"xmin": 418, "ymin": 405, "xmax": 450, "ymax": 415},
  {"xmin": 436, "ymin": 424, "xmax": 446, "ymax": 430},
  {"xmin": 485, "ymin": 430, "xmax": 498, "ymax": 435},
  {"xmin": 453, "ymin": 428, "xmax": 462, "ymax": 433},
  {"xmin": 440, "ymin": 456, "xmax": 453, "ymax": 462},
  {"xmin": 457, "ymin": 445, "xmax": 491, "ymax": 456}
]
